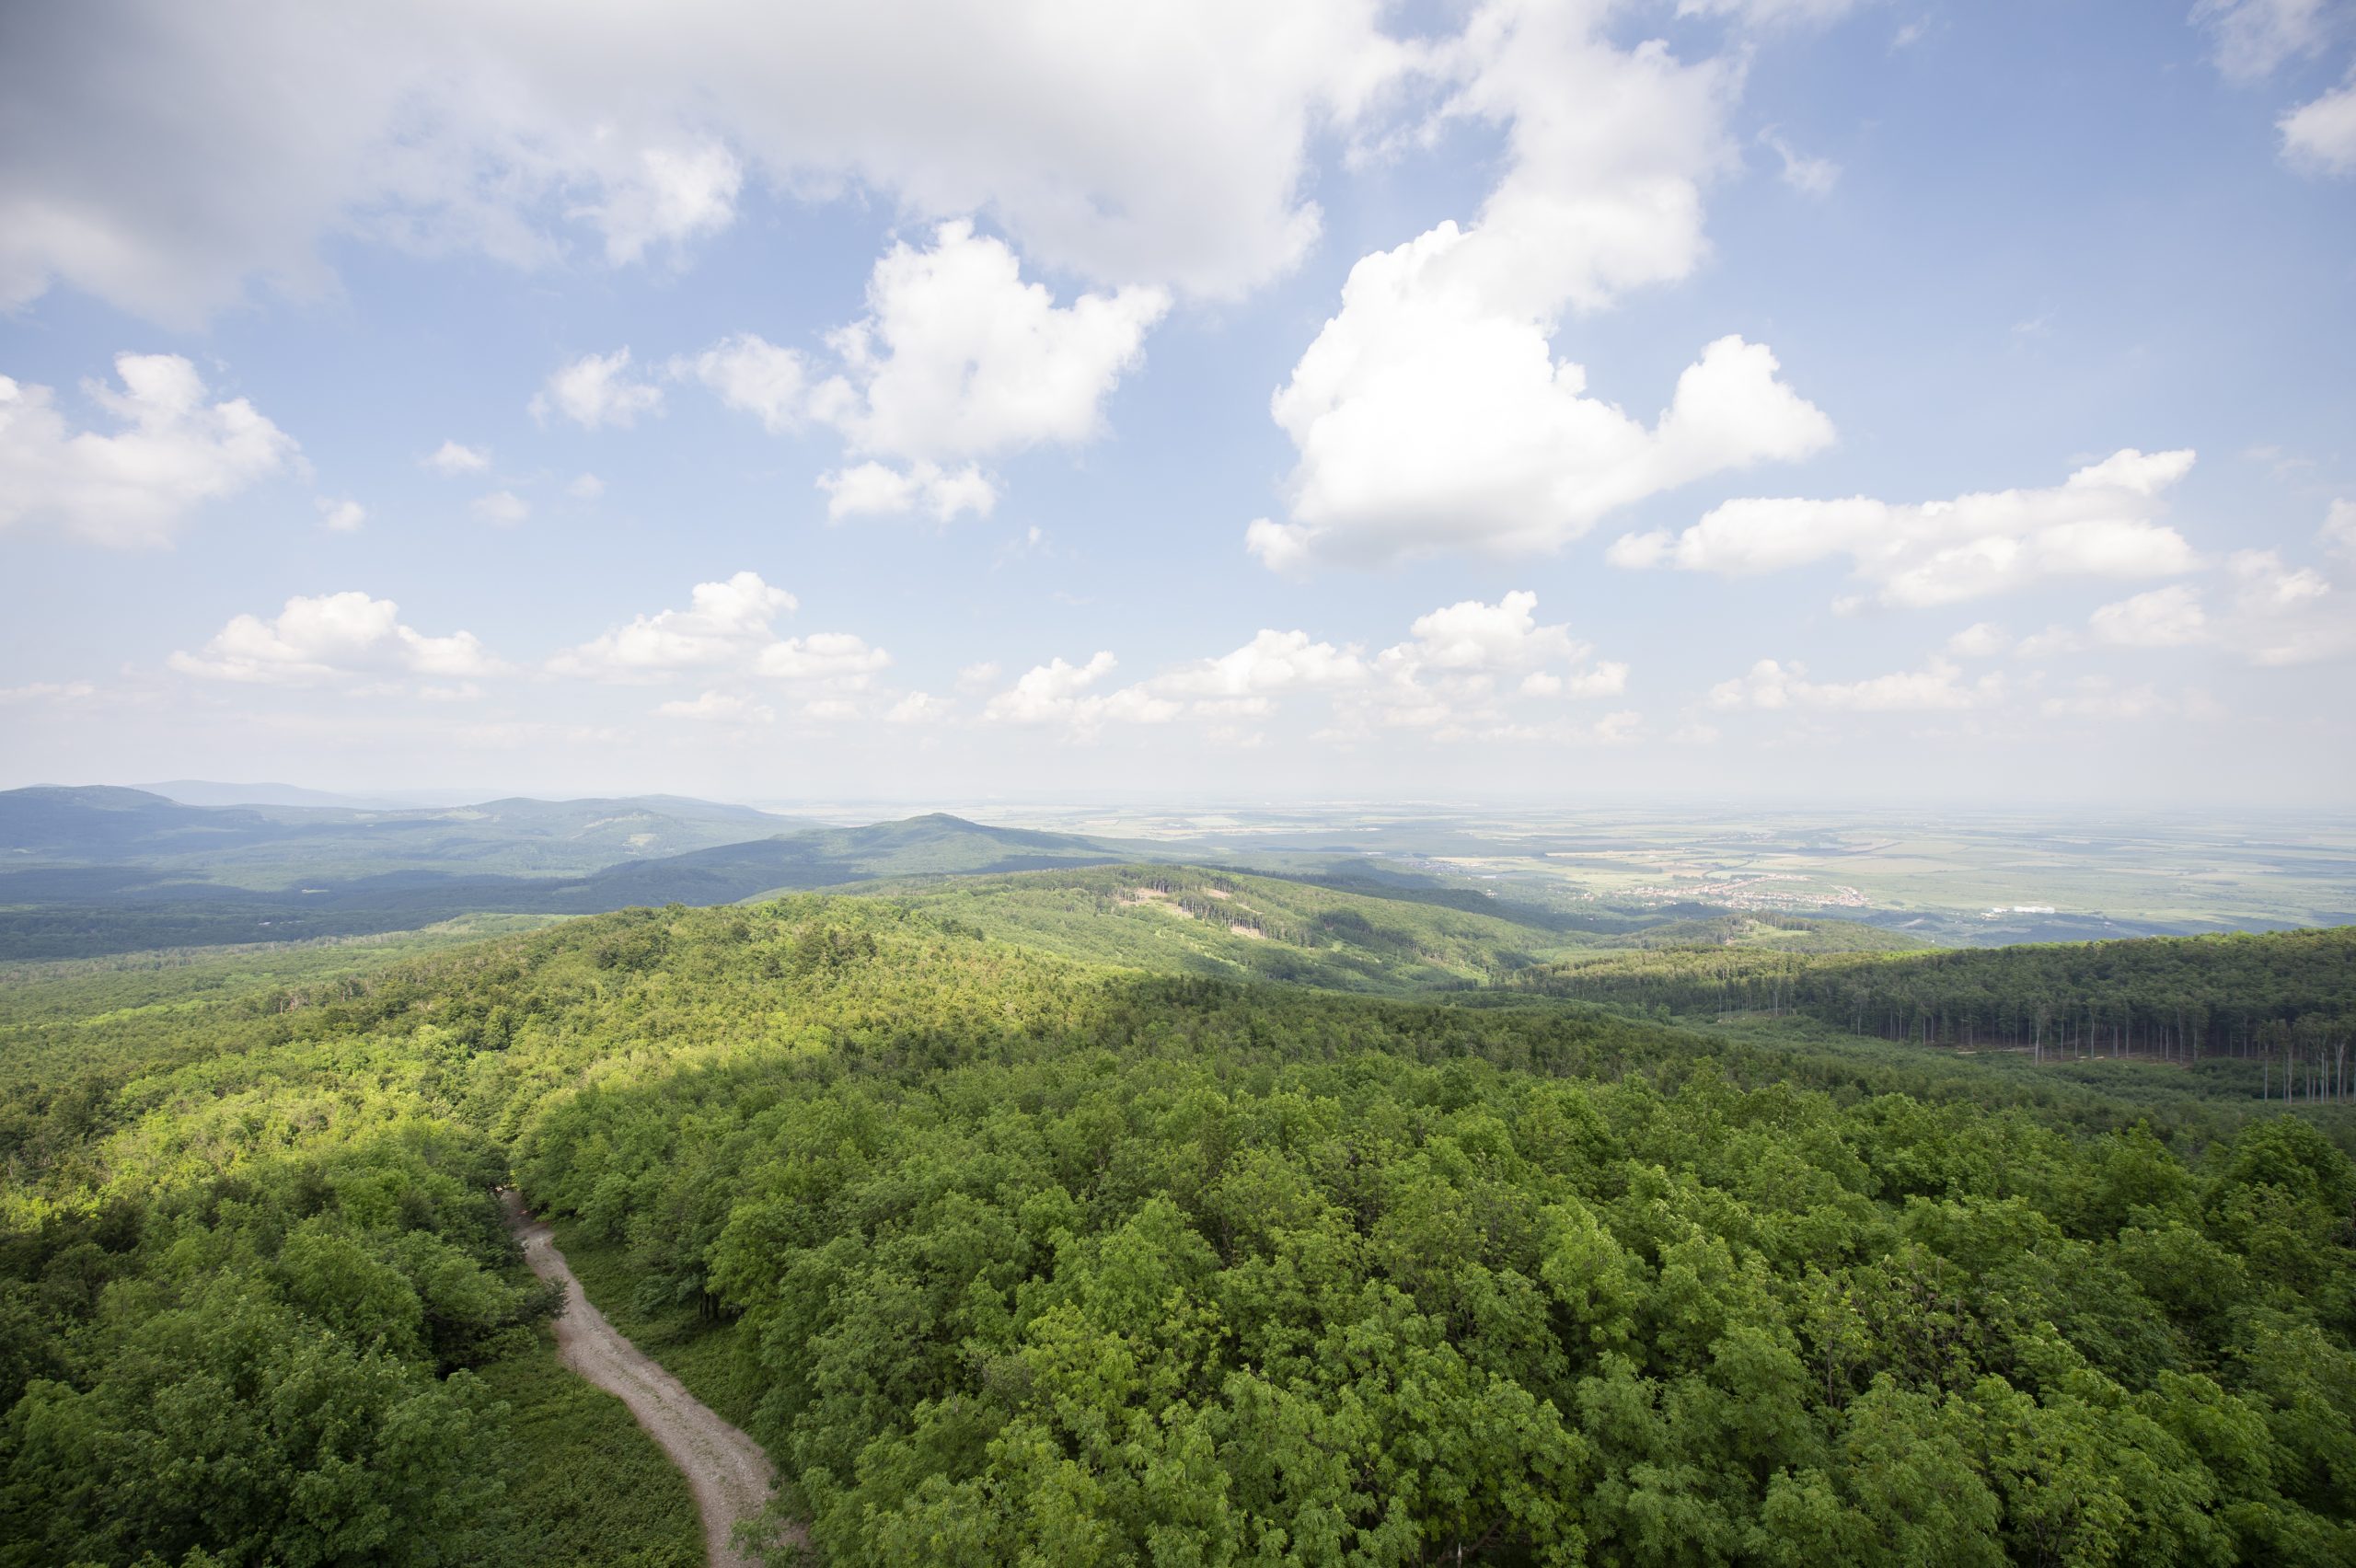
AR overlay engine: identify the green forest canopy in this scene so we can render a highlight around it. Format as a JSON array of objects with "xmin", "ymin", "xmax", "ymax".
[{"xmin": 2, "ymin": 894, "xmax": 2352, "ymax": 1565}]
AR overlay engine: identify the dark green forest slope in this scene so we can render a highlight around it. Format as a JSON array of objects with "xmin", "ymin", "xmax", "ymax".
[
  {"xmin": 5, "ymin": 899, "xmax": 2354, "ymax": 1564},
  {"xmin": 1524, "ymin": 928, "xmax": 2356, "ymax": 1095}
]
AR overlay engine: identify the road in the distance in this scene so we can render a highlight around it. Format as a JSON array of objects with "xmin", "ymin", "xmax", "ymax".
[{"xmin": 502, "ymin": 1190, "xmax": 791, "ymax": 1568}]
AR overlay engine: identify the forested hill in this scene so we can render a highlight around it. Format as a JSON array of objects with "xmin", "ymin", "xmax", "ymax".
[
  {"xmin": 0, "ymin": 806, "xmax": 1149, "ymax": 957},
  {"xmin": 6, "ymin": 896, "xmax": 2355, "ymax": 1564},
  {"xmin": 853, "ymin": 862, "xmax": 1586, "ymax": 990},
  {"xmin": 850, "ymin": 866, "xmax": 1925, "ymax": 995},
  {"xmin": 0, "ymin": 784, "xmax": 780, "ymax": 870},
  {"xmin": 1524, "ymin": 926, "xmax": 2356, "ymax": 1078}
]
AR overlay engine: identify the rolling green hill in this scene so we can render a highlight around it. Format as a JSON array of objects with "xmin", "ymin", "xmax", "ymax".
[
  {"xmin": 854, "ymin": 862, "xmax": 1585, "ymax": 990},
  {"xmin": 853, "ymin": 865, "xmax": 1934, "ymax": 993}
]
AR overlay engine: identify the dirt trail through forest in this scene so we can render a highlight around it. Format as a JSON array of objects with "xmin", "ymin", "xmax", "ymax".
[{"xmin": 503, "ymin": 1191, "xmax": 793, "ymax": 1567}]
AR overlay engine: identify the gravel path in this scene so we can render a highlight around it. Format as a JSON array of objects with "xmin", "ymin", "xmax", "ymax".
[{"xmin": 503, "ymin": 1191, "xmax": 791, "ymax": 1567}]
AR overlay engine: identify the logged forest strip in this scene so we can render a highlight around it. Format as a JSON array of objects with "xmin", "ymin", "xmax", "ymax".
[{"xmin": 502, "ymin": 1190, "xmax": 791, "ymax": 1568}]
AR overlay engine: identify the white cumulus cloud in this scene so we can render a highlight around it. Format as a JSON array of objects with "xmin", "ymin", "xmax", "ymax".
[
  {"xmin": 2282, "ymin": 72, "xmax": 2356, "ymax": 174},
  {"xmin": 1709, "ymin": 655, "xmax": 2004, "ymax": 711},
  {"xmin": 423, "ymin": 440, "xmax": 490, "ymax": 476},
  {"xmin": 531, "ymin": 349, "xmax": 665, "ymax": 430},
  {"xmin": 549, "ymin": 571, "xmax": 799, "ymax": 679},
  {"xmin": 0, "ymin": 353, "xmax": 298, "ymax": 547},
  {"xmin": 982, "ymin": 652, "xmax": 1177, "ymax": 730},
  {"xmin": 1337, "ymin": 591, "xmax": 1630, "ymax": 733},
  {"xmin": 580, "ymin": 142, "xmax": 745, "ymax": 266},
  {"xmin": 316, "ymin": 497, "xmax": 365, "ymax": 532},
  {"xmin": 549, "ymin": 571, "xmax": 896, "ymax": 690},
  {"xmin": 810, "ymin": 221, "xmax": 1169, "ymax": 462},
  {"xmin": 1248, "ymin": 0, "xmax": 1834, "ymax": 571},
  {"xmin": 754, "ymin": 632, "xmax": 893, "ymax": 683},
  {"xmin": 677, "ymin": 334, "xmax": 810, "ymax": 435},
  {"xmin": 1615, "ymin": 447, "xmax": 2202, "ymax": 606},
  {"xmin": 1151, "ymin": 629, "xmax": 1369, "ymax": 700},
  {"xmin": 2195, "ymin": 0, "xmax": 2336, "ymax": 82},
  {"xmin": 817, "ymin": 459, "xmax": 997, "ymax": 523},
  {"xmin": 2017, "ymin": 549, "xmax": 2351, "ymax": 666},
  {"xmin": 2322, "ymin": 497, "xmax": 2356, "ymax": 558},
  {"xmin": 170, "ymin": 591, "xmax": 494, "ymax": 684}
]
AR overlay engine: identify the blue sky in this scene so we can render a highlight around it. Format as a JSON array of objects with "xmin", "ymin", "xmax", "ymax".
[{"xmin": 2, "ymin": 0, "xmax": 2352, "ymax": 806}]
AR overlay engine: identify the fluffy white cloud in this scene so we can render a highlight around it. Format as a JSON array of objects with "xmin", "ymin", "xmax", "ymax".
[
  {"xmin": 567, "ymin": 473, "xmax": 605, "ymax": 501},
  {"xmin": 1617, "ymin": 448, "xmax": 2201, "ymax": 606},
  {"xmin": 0, "ymin": 353, "xmax": 298, "ymax": 547},
  {"xmin": 995, "ymin": 593, "xmax": 1633, "ymax": 744},
  {"xmin": 655, "ymin": 690, "xmax": 775, "ymax": 723},
  {"xmin": 817, "ymin": 460, "xmax": 996, "ymax": 523},
  {"xmin": 754, "ymin": 632, "xmax": 892, "ymax": 682},
  {"xmin": 982, "ymin": 652, "xmax": 1178, "ymax": 730},
  {"xmin": 810, "ymin": 222, "xmax": 1169, "ymax": 461},
  {"xmin": 531, "ymin": 350, "xmax": 664, "ymax": 430},
  {"xmin": 423, "ymin": 440, "xmax": 490, "ymax": 476},
  {"xmin": 472, "ymin": 490, "xmax": 530, "ymax": 525},
  {"xmin": 1331, "ymin": 591, "xmax": 1628, "ymax": 733},
  {"xmin": 1151, "ymin": 629, "xmax": 1369, "ymax": 700},
  {"xmin": 2282, "ymin": 73, "xmax": 2356, "ymax": 174},
  {"xmin": 678, "ymin": 334, "xmax": 810, "ymax": 435},
  {"xmin": 1251, "ymin": 3, "xmax": 1834, "ymax": 571},
  {"xmin": 581, "ymin": 143, "xmax": 744, "ymax": 266},
  {"xmin": 169, "ymin": 591, "xmax": 493, "ymax": 684},
  {"xmin": 886, "ymin": 691, "xmax": 951, "ymax": 723},
  {"xmin": 2195, "ymin": 0, "xmax": 2335, "ymax": 82},
  {"xmin": 1709, "ymin": 655, "xmax": 2004, "ymax": 711},
  {"xmin": 2088, "ymin": 584, "xmax": 2210, "ymax": 648},
  {"xmin": 0, "ymin": 0, "xmax": 1407, "ymax": 324},
  {"xmin": 549, "ymin": 571, "xmax": 896, "ymax": 690},
  {"xmin": 549, "ymin": 571, "xmax": 799, "ymax": 678},
  {"xmin": 689, "ymin": 226, "xmax": 1161, "ymax": 515},
  {"xmin": 2323, "ymin": 497, "xmax": 2356, "ymax": 558},
  {"xmin": 1259, "ymin": 319, "xmax": 1831, "ymax": 570},
  {"xmin": 2018, "ymin": 549, "xmax": 2351, "ymax": 665},
  {"xmin": 317, "ymin": 497, "xmax": 365, "ymax": 532}
]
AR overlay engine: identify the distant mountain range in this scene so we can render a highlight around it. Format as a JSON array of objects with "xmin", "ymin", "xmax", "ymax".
[
  {"xmin": 0, "ymin": 786, "xmax": 1149, "ymax": 958},
  {"xmin": 136, "ymin": 780, "xmax": 427, "ymax": 810},
  {"xmin": 0, "ymin": 785, "xmax": 791, "ymax": 873}
]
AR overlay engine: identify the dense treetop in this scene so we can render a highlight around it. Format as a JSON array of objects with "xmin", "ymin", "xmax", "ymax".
[{"xmin": 3, "ymin": 892, "xmax": 2352, "ymax": 1564}]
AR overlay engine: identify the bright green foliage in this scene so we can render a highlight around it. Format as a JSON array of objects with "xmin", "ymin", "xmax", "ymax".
[
  {"xmin": 6, "ymin": 895, "xmax": 2356, "ymax": 1563},
  {"xmin": 856, "ymin": 863, "xmax": 1600, "ymax": 989}
]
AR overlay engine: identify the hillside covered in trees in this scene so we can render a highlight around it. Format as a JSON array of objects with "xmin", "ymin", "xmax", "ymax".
[
  {"xmin": 4, "ymin": 894, "xmax": 2353, "ymax": 1565},
  {"xmin": 1523, "ymin": 928, "xmax": 2356, "ymax": 1101}
]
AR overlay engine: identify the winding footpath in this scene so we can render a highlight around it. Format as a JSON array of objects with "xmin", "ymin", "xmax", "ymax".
[{"xmin": 502, "ymin": 1191, "xmax": 792, "ymax": 1568}]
